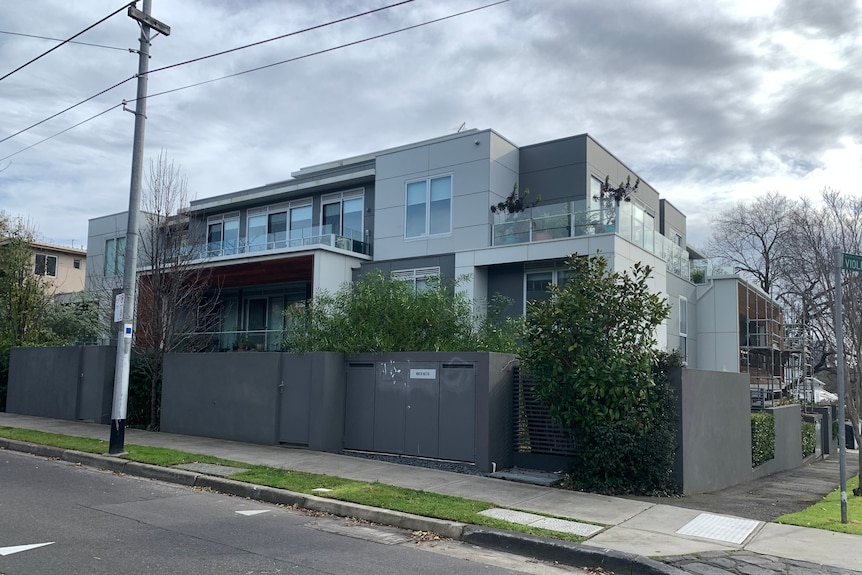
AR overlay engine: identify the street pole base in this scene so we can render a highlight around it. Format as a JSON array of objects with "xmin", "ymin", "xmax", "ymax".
[{"xmin": 108, "ymin": 419, "xmax": 126, "ymax": 455}]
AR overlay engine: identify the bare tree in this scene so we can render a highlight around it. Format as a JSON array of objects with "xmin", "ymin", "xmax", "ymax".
[
  {"xmin": 789, "ymin": 190, "xmax": 862, "ymax": 488},
  {"xmin": 134, "ymin": 152, "xmax": 220, "ymax": 430},
  {"xmin": 707, "ymin": 191, "xmax": 797, "ymax": 298}
]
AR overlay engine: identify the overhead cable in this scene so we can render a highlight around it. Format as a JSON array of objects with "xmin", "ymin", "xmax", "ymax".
[{"xmin": 0, "ymin": 2, "xmax": 136, "ymax": 82}]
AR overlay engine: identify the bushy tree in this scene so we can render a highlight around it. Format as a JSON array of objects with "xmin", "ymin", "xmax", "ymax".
[
  {"xmin": 282, "ymin": 271, "xmax": 519, "ymax": 353},
  {"xmin": 520, "ymin": 253, "xmax": 674, "ymax": 494}
]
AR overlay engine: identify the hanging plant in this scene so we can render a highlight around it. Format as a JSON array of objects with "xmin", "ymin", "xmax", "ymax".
[{"xmin": 491, "ymin": 183, "xmax": 540, "ymax": 214}]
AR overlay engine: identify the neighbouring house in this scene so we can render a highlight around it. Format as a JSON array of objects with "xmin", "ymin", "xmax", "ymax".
[{"xmin": 5, "ymin": 240, "xmax": 87, "ymax": 298}]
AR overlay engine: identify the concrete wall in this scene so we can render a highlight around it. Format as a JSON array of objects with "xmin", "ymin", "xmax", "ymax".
[
  {"xmin": 672, "ymin": 368, "xmax": 752, "ymax": 494},
  {"xmin": 753, "ymin": 404, "xmax": 802, "ymax": 479},
  {"xmin": 7, "ymin": 346, "xmax": 115, "ymax": 423}
]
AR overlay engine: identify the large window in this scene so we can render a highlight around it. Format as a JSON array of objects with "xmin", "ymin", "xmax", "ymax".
[
  {"xmin": 34, "ymin": 253, "xmax": 57, "ymax": 277},
  {"xmin": 247, "ymin": 200, "xmax": 311, "ymax": 251},
  {"xmin": 104, "ymin": 237, "xmax": 125, "ymax": 277},
  {"xmin": 392, "ymin": 266, "xmax": 440, "ymax": 293},
  {"xmin": 207, "ymin": 212, "xmax": 239, "ymax": 256},
  {"xmin": 405, "ymin": 175, "xmax": 451, "ymax": 239},
  {"xmin": 322, "ymin": 189, "xmax": 364, "ymax": 240}
]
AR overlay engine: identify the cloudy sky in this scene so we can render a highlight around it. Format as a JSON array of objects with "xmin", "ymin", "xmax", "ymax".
[{"xmin": 1, "ymin": 0, "xmax": 860, "ymax": 250}]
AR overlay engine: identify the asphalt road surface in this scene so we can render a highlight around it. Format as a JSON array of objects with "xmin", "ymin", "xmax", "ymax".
[{"xmin": 0, "ymin": 450, "xmax": 588, "ymax": 575}]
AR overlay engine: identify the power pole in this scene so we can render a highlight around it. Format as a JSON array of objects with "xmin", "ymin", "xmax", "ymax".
[{"xmin": 109, "ymin": 0, "xmax": 170, "ymax": 454}]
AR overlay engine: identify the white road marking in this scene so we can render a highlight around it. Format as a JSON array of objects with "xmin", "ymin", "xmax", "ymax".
[
  {"xmin": 235, "ymin": 510, "xmax": 269, "ymax": 517},
  {"xmin": 0, "ymin": 542, "xmax": 54, "ymax": 556}
]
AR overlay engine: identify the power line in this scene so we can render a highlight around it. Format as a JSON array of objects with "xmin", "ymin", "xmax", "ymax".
[
  {"xmin": 0, "ymin": 30, "xmax": 129, "ymax": 52},
  {"xmin": 0, "ymin": 2, "xmax": 136, "ymax": 82},
  {"xmin": 144, "ymin": 0, "xmax": 511, "ymax": 102},
  {"xmin": 0, "ymin": 0, "xmax": 511, "ymax": 163},
  {"xmin": 0, "ymin": 105, "xmax": 120, "ymax": 162},
  {"xmin": 1, "ymin": 0, "xmax": 415, "ymax": 145}
]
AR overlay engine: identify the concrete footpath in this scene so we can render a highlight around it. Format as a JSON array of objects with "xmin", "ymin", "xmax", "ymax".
[{"xmin": 1, "ymin": 413, "xmax": 860, "ymax": 575}]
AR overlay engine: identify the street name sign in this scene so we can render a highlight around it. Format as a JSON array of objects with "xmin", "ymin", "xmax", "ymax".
[{"xmin": 842, "ymin": 252, "xmax": 862, "ymax": 272}]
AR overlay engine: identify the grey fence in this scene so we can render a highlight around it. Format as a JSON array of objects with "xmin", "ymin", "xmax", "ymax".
[{"xmin": 7, "ymin": 345, "xmax": 115, "ymax": 423}]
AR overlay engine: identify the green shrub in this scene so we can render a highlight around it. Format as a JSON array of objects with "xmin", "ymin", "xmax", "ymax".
[
  {"xmin": 567, "ymin": 350, "xmax": 681, "ymax": 495},
  {"xmin": 282, "ymin": 272, "xmax": 520, "ymax": 353},
  {"xmin": 802, "ymin": 421, "xmax": 816, "ymax": 457},
  {"xmin": 751, "ymin": 412, "xmax": 775, "ymax": 467}
]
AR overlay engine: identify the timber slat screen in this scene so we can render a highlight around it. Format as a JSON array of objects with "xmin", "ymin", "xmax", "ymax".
[{"xmin": 513, "ymin": 367, "xmax": 577, "ymax": 456}]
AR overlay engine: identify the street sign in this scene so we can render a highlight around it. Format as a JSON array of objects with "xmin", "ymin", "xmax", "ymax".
[{"xmin": 842, "ymin": 252, "xmax": 862, "ymax": 272}]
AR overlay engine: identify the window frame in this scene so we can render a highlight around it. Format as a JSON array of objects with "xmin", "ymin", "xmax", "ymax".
[
  {"xmin": 392, "ymin": 266, "xmax": 441, "ymax": 293},
  {"xmin": 679, "ymin": 295, "xmax": 688, "ymax": 362},
  {"xmin": 404, "ymin": 174, "xmax": 452, "ymax": 240},
  {"xmin": 34, "ymin": 253, "xmax": 58, "ymax": 277},
  {"xmin": 104, "ymin": 236, "xmax": 126, "ymax": 277},
  {"xmin": 207, "ymin": 212, "xmax": 240, "ymax": 255},
  {"xmin": 523, "ymin": 268, "xmax": 572, "ymax": 314},
  {"xmin": 321, "ymin": 188, "xmax": 364, "ymax": 240}
]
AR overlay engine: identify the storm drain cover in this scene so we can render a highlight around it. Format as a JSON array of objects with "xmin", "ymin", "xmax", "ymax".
[
  {"xmin": 174, "ymin": 462, "xmax": 248, "ymax": 477},
  {"xmin": 675, "ymin": 513, "xmax": 760, "ymax": 544},
  {"xmin": 479, "ymin": 508, "xmax": 603, "ymax": 537}
]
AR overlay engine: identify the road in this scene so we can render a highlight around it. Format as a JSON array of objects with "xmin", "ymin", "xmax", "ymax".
[{"xmin": 0, "ymin": 449, "xmax": 588, "ymax": 574}]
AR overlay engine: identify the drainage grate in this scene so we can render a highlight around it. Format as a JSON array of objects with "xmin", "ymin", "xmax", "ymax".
[{"xmin": 675, "ymin": 513, "xmax": 761, "ymax": 544}]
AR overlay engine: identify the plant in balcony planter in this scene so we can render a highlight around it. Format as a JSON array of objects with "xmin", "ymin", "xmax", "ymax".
[
  {"xmin": 491, "ymin": 183, "xmax": 540, "ymax": 215},
  {"xmin": 593, "ymin": 175, "xmax": 640, "ymax": 227}
]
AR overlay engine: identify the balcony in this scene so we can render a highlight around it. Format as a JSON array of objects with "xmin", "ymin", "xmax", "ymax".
[
  {"xmin": 492, "ymin": 200, "xmax": 690, "ymax": 278},
  {"xmin": 194, "ymin": 225, "xmax": 370, "ymax": 261}
]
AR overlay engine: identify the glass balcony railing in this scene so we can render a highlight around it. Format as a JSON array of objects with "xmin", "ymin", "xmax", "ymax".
[
  {"xmin": 194, "ymin": 225, "xmax": 370, "ymax": 260},
  {"xmin": 491, "ymin": 200, "xmax": 690, "ymax": 278}
]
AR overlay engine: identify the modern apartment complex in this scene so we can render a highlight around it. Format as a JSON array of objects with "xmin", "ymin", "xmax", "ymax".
[{"xmin": 86, "ymin": 129, "xmax": 768, "ymax": 375}]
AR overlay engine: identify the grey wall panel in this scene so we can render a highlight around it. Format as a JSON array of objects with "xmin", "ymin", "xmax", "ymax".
[
  {"xmin": 673, "ymin": 368, "xmax": 751, "ymax": 494},
  {"xmin": 344, "ymin": 362, "xmax": 376, "ymax": 450},
  {"xmin": 438, "ymin": 364, "xmax": 476, "ymax": 462},
  {"xmin": 405, "ymin": 363, "xmax": 440, "ymax": 457},
  {"xmin": 279, "ymin": 354, "xmax": 313, "ymax": 445},
  {"xmin": 753, "ymin": 404, "xmax": 802, "ymax": 479},
  {"xmin": 7, "ymin": 346, "xmax": 81, "ymax": 420},
  {"xmin": 78, "ymin": 346, "xmax": 115, "ymax": 423},
  {"xmin": 161, "ymin": 353, "xmax": 281, "ymax": 444},
  {"xmin": 307, "ymin": 352, "xmax": 346, "ymax": 453},
  {"xmin": 373, "ymin": 362, "xmax": 408, "ymax": 453},
  {"xmin": 488, "ymin": 263, "xmax": 525, "ymax": 318}
]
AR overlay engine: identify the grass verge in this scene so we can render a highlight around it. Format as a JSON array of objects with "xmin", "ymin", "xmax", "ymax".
[
  {"xmin": 0, "ymin": 426, "xmax": 589, "ymax": 543},
  {"xmin": 776, "ymin": 475, "xmax": 862, "ymax": 535}
]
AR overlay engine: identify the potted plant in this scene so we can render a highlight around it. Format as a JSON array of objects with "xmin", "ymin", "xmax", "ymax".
[
  {"xmin": 593, "ymin": 175, "xmax": 639, "ymax": 230},
  {"xmin": 491, "ymin": 183, "xmax": 540, "ymax": 215}
]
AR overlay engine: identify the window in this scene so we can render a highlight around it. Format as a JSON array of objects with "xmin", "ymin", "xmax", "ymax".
[
  {"xmin": 590, "ymin": 176, "xmax": 603, "ymax": 211},
  {"xmin": 104, "ymin": 237, "xmax": 125, "ymax": 277},
  {"xmin": 207, "ymin": 212, "xmax": 239, "ymax": 256},
  {"xmin": 322, "ymin": 189, "xmax": 364, "ymax": 240},
  {"xmin": 524, "ymin": 269, "xmax": 573, "ymax": 312},
  {"xmin": 405, "ymin": 175, "xmax": 451, "ymax": 238},
  {"xmin": 392, "ymin": 267, "xmax": 440, "ymax": 293},
  {"xmin": 679, "ymin": 296, "xmax": 688, "ymax": 362},
  {"xmin": 34, "ymin": 254, "xmax": 57, "ymax": 277},
  {"xmin": 73, "ymin": 259, "xmax": 81, "ymax": 269},
  {"xmin": 248, "ymin": 201, "xmax": 311, "ymax": 251}
]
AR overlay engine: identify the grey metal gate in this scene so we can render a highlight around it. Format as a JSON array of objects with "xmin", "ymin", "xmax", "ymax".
[{"xmin": 344, "ymin": 360, "xmax": 477, "ymax": 462}]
